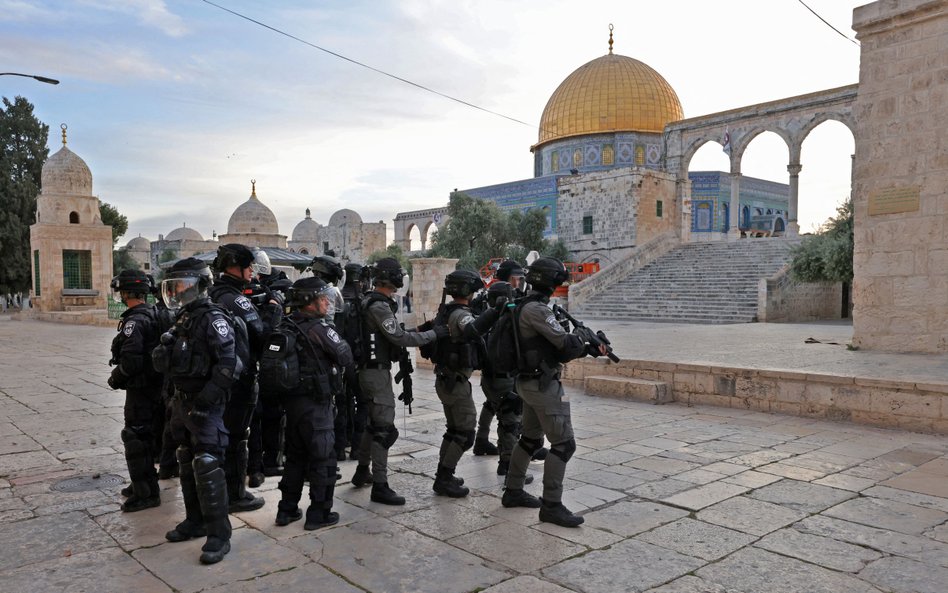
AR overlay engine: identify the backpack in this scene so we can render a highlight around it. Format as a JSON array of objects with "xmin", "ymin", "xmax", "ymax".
[
  {"xmin": 420, "ymin": 304, "xmax": 483, "ymax": 371},
  {"xmin": 485, "ymin": 302, "xmax": 522, "ymax": 374},
  {"xmin": 336, "ymin": 297, "xmax": 364, "ymax": 362},
  {"xmin": 258, "ymin": 319, "xmax": 331, "ymax": 400}
]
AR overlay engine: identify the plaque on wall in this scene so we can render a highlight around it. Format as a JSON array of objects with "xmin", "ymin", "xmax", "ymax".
[{"xmin": 868, "ymin": 186, "xmax": 920, "ymax": 216}]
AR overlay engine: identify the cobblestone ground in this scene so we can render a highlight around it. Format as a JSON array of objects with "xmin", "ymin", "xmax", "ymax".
[{"xmin": 1, "ymin": 318, "xmax": 947, "ymax": 593}]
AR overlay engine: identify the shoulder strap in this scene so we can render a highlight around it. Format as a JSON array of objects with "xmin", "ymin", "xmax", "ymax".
[{"xmin": 283, "ymin": 317, "xmax": 328, "ymax": 375}]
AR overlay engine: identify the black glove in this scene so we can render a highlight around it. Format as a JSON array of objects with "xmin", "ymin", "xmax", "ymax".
[
  {"xmin": 433, "ymin": 324, "xmax": 450, "ymax": 339},
  {"xmin": 151, "ymin": 344, "xmax": 171, "ymax": 373},
  {"xmin": 107, "ymin": 367, "xmax": 127, "ymax": 390},
  {"xmin": 416, "ymin": 320, "xmax": 434, "ymax": 332},
  {"xmin": 159, "ymin": 331, "xmax": 176, "ymax": 346}
]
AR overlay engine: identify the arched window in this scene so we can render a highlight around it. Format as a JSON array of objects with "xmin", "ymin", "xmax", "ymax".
[
  {"xmin": 299, "ymin": 248, "xmax": 309, "ymax": 255},
  {"xmin": 635, "ymin": 145, "xmax": 645, "ymax": 166},
  {"xmin": 602, "ymin": 145, "xmax": 614, "ymax": 166},
  {"xmin": 69, "ymin": 212, "xmax": 80, "ymax": 224}
]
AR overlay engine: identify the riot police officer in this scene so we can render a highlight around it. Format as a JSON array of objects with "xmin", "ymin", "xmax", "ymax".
[
  {"xmin": 209, "ymin": 243, "xmax": 282, "ymax": 513},
  {"xmin": 350, "ymin": 257, "xmax": 446, "ymax": 505},
  {"xmin": 154, "ymin": 258, "xmax": 236, "ymax": 564},
  {"xmin": 500, "ymin": 257, "xmax": 606, "ymax": 528},
  {"xmin": 336, "ymin": 262, "xmax": 367, "ymax": 460},
  {"xmin": 429, "ymin": 269, "xmax": 502, "ymax": 497},
  {"xmin": 275, "ymin": 277, "xmax": 354, "ymax": 529},
  {"xmin": 310, "ymin": 254, "xmax": 346, "ymax": 322},
  {"xmin": 108, "ymin": 269, "xmax": 164, "ymax": 512}
]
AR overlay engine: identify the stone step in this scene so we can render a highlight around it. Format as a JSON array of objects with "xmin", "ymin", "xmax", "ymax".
[{"xmin": 584, "ymin": 376, "xmax": 673, "ymax": 404}]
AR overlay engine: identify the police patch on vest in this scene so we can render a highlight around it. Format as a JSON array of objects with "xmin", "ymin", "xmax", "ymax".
[
  {"xmin": 327, "ymin": 328, "xmax": 341, "ymax": 343},
  {"xmin": 212, "ymin": 318, "xmax": 231, "ymax": 337},
  {"xmin": 545, "ymin": 315, "xmax": 560, "ymax": 330},
  {"xmin": 123, "ymin": 320, "xmax": 136, "ymax": 337},
  {"xmin": 382, "ymin": 318, "xmax": 398, "ymax": 334},
  {"xmin": 235, "ymin": 296, "xmax": 254, "ymax": 311}
]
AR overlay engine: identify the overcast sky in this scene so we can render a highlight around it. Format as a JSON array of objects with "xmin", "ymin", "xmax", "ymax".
[{"xmin": 2, "ymin": 0, "xmax": 863, "ymax": 245}]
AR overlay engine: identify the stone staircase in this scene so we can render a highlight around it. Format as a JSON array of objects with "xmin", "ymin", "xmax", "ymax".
[{"xmin": 572, "ymin": 238, "xmax": 799, "ymax": 324}]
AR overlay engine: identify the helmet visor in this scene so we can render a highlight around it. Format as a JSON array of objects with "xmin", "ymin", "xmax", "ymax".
[
  {"xmin": 161, "ymin": 277, "xmax": 202, "ymax": 310},
  {"xmin": 250, "ymin": 250, "xmax": 271, "ymax": 276}
]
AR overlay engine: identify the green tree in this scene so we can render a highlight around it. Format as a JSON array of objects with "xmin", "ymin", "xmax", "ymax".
[
  {"xmin": 790, "ymin": 197, "xmax": 854, "ymax": 283},
  {"xmin": 0, "ymin": 96, "xmax": 49, "ymax": 294},
  {"xmin": 429, "ymin": 192, "xmax": 570, "ymax": 270},
  {"xmin": 366, "ymin": 243, "xmax": 412, "ymax": 274},
  {"xmin": 99, "ymin": 201, "xmax": 128, "ymax": 245},
  {"xmin": 158, "ymin": 248, "xmax": 178, "ymax": 263},
  {"xmin": 112, "ymin": 248, "xmax": 140, "ymax": 274}
]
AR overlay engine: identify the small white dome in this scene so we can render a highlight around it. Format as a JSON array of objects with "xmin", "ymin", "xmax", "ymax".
[
  {"xmin": 126, "ymin": 236, "xmax": 151, "ymax": 250},
  {"xmin": 42, "ymin": 145, "xmax": 93, "ymax": 196},
  {"xmin": 292, "ymin": 208, "xmax": 321, "ymax": 242},
  {"xmin": 328, "ymin": 208, "xmax": 362, "ymax": 227},
  {"xmin": 166, "ymin": 225, "xmax": 205, "ymax": 242},
  {"xmin": 227, "ymin": 183, "xmax": 279, "ymax": 235}
]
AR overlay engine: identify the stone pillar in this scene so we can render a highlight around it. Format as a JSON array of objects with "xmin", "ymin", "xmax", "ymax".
[
  {"xmin": 786, "ymin": 163, "xmax": 802, "ymax": 237},
  {"xmin": 851, "ymin": 0, "xmax": 948, "ymax": 353},
  {"xmin": 728, "ymin": 173, "xmax": 742, "ymax": 240},
  {"xmin": 678, "ymin": 176, "xmax": 692, "ymax": 243},
  {"xmin": 404, "ymin": 257, "xmax": 458, "ymax": 328}
]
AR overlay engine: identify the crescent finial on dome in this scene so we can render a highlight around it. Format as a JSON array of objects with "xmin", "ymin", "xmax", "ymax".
[
  {"xmin": 305, "ymin": 208, "xmax": 311, "ymax": 218},
  {"xmin": 60, "ymin": 123, "xmax": 67, "ymax": 146},
  {"xmin": 251, "ymin": 179, "xmax": 257, "ymax": 198},
  {"xmin": 608, "ymin": 24, "xmax": 614, "ymax": 55}
]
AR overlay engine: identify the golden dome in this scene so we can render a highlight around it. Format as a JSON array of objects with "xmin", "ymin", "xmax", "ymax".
[{"xmin": 535, "ymin": 53, "xmax": 683, "ymax": 148}]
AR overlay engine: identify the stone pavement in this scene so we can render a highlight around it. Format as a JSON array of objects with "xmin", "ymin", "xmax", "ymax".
[{"xmin": 1, "ymin": 317, "xmax": 947, "ymax": 593}]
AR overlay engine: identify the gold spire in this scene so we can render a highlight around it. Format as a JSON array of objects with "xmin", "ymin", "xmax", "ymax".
[
  {"xmin": 608, "ymin": 24, "xmax": 614, "ymax": 54},
  {"xmin": 251, "ymin": 179, "xmax": 257, "ymax": 198},
  {"xmin": 60, "ymin": 123, "xmax": 67, "ymax": 146}
]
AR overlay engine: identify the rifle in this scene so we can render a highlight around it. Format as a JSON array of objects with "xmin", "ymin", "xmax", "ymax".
[
  {"xmin": 551, "ymin": 304, "xmax": 621, "ymax": 363},
  {"xmin": 394, "ymin": 323, "xmax": 414, "ymax": 414}
]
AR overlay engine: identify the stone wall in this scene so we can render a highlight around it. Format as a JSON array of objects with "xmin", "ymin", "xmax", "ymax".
[
  {"xmin": 29, "ymin": 223, "xmax": 113, "ymax": 312},
  {"xmin": 403, "ymin": 257, "xmax": 458, "ymax": 329},
  {"xmin": 757, "ymin": 265, "xmax": 843, "ymax": 322},
  {"xmin": 851, "ymin": 0, "xmax": 948, "ymax": 353},
  {"xmin": 556, "ymin": 169, "xmax": 677, "ymax": 266},
  {"xmin": 565, "ymin": 357, "xmax": 948, "ymax": 434}
]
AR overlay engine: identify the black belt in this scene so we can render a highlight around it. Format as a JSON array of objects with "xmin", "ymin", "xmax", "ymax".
[
  {"xmin": 362, "ymin": 361, "xmax": 391, "ymax": 370},
  {"xmin": 486, "ymin": 371, "xmax": 517, "ymax": 379},
  {"xmin": 519, "ymin": 372, "xmax": 542, "ymax": 380}
]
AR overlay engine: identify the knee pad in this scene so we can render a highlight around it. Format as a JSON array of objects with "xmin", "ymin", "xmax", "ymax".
[
  {"xmin": 499, "ymin": 420, "xmax": 521, "ymax": 435},
  {"xmin": 373, "ymin": 425, "xmax": 398, "ymax": 449},
  {"xmin": 460, "ymin": 430, "xmax": 476, "ymax": 451},
  {"xmin": 499, "ymin": 392, "xmax": 522, "ymax": 415},
  {"xmin": 517, "ymin": 436, "xmax": 543, "ymax": 456},
  {"xmin": 192, "ymin": 452, "xmax": 222, "ymax": 476},
  {"xmin": 550, "ymin": 438, "xmax": 576, "ymax": 463},
  {"xmin": 175, "ymin": 445, "xmax": 194, "ymax": 465},
  {"xmin": 121, "ymin": 425, "xmax": 150, "ymax": 444}
]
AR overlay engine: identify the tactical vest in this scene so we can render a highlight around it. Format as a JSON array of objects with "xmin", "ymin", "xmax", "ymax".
[
  {"xmin": 259, "ymin": 317, "xmax": 332, "ymax": 401},
  {"xmin": 209, "ymin": 283, "xmax": 254, "ymax": 370},
  {"xmin": 110, "ymin": 304, "xmax": 162, "ymax": 386},
  {"xmin": 169, "ymin": 301, "xmax": 241, "ymax": 392},
  {"xmin": 429, "ymin": 303, "xmax": 481, "ymax": 372},
  {"xmin": 360, "ymin": 291, "xmax": 397, "ymax": 368},
  {"xmin": 516, "ymin": 296, "xmax": 560, "ymax": 373}
]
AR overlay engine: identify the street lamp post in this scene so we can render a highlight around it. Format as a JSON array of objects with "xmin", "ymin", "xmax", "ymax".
[{"xmin": 0, "ymin": 73, "xmax": 60, "ymax": 85}]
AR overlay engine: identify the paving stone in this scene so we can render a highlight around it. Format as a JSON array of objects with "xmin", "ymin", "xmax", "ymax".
[
  {"xmin": 583, "ymin": 500, "xmax": 688, "ymax": 536},
  {"xmin": 577, "ymin": 447, "xmax": 640, "ymax": 465},
  {"xmin": 755, "ymin": 527, "xmax": 882, "ymax": 572},
  {"xmin": 624, "ymin": 456, "xmax": 700, "ymax": 476},
  {"xmin": 881, "ymin": 467, "xmax": 948, "ymax": 499},
  {"xmin": 628, "ymin": 478, "xmax": 694, "ymax": 501},
  {"xmin": 637, "ymin": 517, "xmax": 756, "ymax": 561},
  {"xmin": 757, "ymin": 462, "xmax": 828, "ymax": 481},
  {"xmin": 202, "ymin": 562, "xmax": 363, "ymax": 593},
  {"xmin": 0, "ymin": 450, "xmax": 63, "ymax": 475},
  {"xmin": 843, "ymin": 465, "xmax": 896, "ymax": 481},
  {"xmin": 449, "ymin": 521, "xmax": 585, "ymax": 573},
  {"xmin": 542, "ymin": 539, "xmax": 704, "ymax": 593},
  {"xmin": 859, "ymin": 556, "xmax": 948, "ymax": 593},
  {"xmin": 95, "ymin": 497, "xmax": 188, "ymax": 550},
  {"xmin": 697, "ymin": 496, "xmax": 807, "ymax": 536},
  {"xmin": 531, "ymin": 519, "xmax": 625, "ymax": 549},
  {"xmin": 726, "ymin": 450, "xmax": 793, "ymax": 467},
  {"xmin": 813, "ymin": 473, "xmax": 877, "ymax": 492},
  {"xmin": 795, "ymin": 515, "xmax": 948, "ymax": 568},
  {"xmin": 132, "ymin": 526, "xmax": 308, "ymax": 593},
  {"xmin": 721, "ymin": 469, "xmax": 783, "ymax": 488},
  {"xmin": 481, "ymin": 575, "xmax": 578, "ymax": 593},
  {"xmin": 862, "ymin": 484, "xmax": 948, "ymax": 513},
  {"xmin": 748, "ymin": 479, "xmax": 855, "ymax": 513},
  {"xmin": 571, "ymin": 468, "xmax": 646, "ymax": 491},
  {"xmin": 927, "ymin": 522, "xmax": 948, "ymax": 544},
  {"xmin": 696, "ymin": 547, "xmax": 880, "ymax": 593},
  {"xmin": 318, "ymin": 517, "xmax": 508, "ymax": 593},
  {"xmin": 823, "ymin": 496, "xmax": 947, "ymax": 535},
  {"xmin": 644, "ymin": 575, "xmax": 745, "ymax": 593},
  {"xmin": 661, "ymin": 481, "xmax": 749, "ymax": 511},
  {"xmin": 0, "ymin": 510, "xmax": 116, "ymax": 571},
  {"xmin": 673, "ymin": 468, "xmax": 730, "ymax": 484},
  {"xmin": 0, "ymin": 547, "xmax": 170, "ymax": 593},
  {"xmin": 561, "ymin": 483, "xmax": 626, "ymax": 511},
  {"xmin": 390, "ymin": 498, "xmax": 503, "ymax": 540}
]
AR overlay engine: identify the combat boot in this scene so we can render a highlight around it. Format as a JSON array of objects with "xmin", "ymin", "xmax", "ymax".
[
  {"xmin": 275, "ymin": 502, "xmax": 302, "ymax": 526},
  {"xmin": 473, "ymin": 439, "xmax": 499, "ymax": 456},
  {"xmin": 370, "ymin": 482, "xmax": 405, "ymax": 505},
  {"xmin": 247, "ymin": 472, "xmax": 265, "ymax": 488},
  {"xmin": 433, "ymin": 465, "xmax": 469, "ymax": 498},
  {"xmin": 351, "ymin": 464, "xmax": 372, "ymax": 487},
  {"xmin": 501, "ymin": 488, "xmax": 541, "ymax": 508},
  {"xmin": 122, "ymin": 477, "xmax": 161, "ymax": 513},
  {"xmin": 158, "ymin": 465, "xmax": 180, "ymax": 479},
  {"xmin": 539, "ymin": 499, "xmax": 584, "ymax": 527},
  {"xmin": 120, "ymin": 485, "xmax": 133, "ymax": 497},
  {"xmin": 304, "ymin": 507, "xmax": 340, "ymax": 530}
]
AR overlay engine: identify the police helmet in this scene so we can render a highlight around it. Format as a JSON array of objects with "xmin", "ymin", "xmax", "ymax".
[
  {"xmin": 286, "ymin": 276, "xmax": 333, "ymax": 309},
  {"xmin": 525, "ymin": 257, "xmax": 569, "ymax": 292},
  {"xmin": 444, "ymin": 269, "xmax": 484, "ymax": 298},
  {"xmin": 344, "ymin": 262, "xmax": 363, "ymax": 285},
  {"xmin": 213, "ymin": 243, "xmax": 255, "ymax": 273},
  {"xmin": 496, "ymin": 259, "xmax": 524, "ymax": 282},
  {"xmin": 110, "ymin": 269, "xmax": 150, "ymax": 297},
  {"xmin": 250, "ymin": 247, "xmax": 271, "ymax": 277},
  {"xmin": 161, "ymin": 257, "xmax": 213, "ymax": 310},
  {"xmin": 310, "ymin": 255, "xmax": 344, "ymax": 284},
  {"xmin": 486, "ymin": 281, "xmax": 513, "ymax": 308},
  {"xmin": 370, "ymin": 257, "xmax": 407, "ymax": 289}
]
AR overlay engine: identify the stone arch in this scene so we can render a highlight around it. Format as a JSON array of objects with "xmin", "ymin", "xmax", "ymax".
[
  {"xmin": 731, "ymin": 126, "xmax": 792, "ymax": 166},
  {"xmin": 69, "ymin": 211, "xmax": 80, "ymax": 224},
  {"xmin": 798, "ymin": 111, "xmax": 856, "ymax": 145},
  {"xmin": 681, "ymin": 136, "xmax": 726, "ymax": 176},
  {"xmin": 423, "ymin": 220, "xmax": 439, "ymax": 249},
  {"xmin": 407, "ymin": 223, "xmax": 423, "ymax": 251}
]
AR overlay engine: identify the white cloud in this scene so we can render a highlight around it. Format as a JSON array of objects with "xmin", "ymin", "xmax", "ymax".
[{"xmin": 77, "ymin": 0, "xmax": 189, "ymax": 37}]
